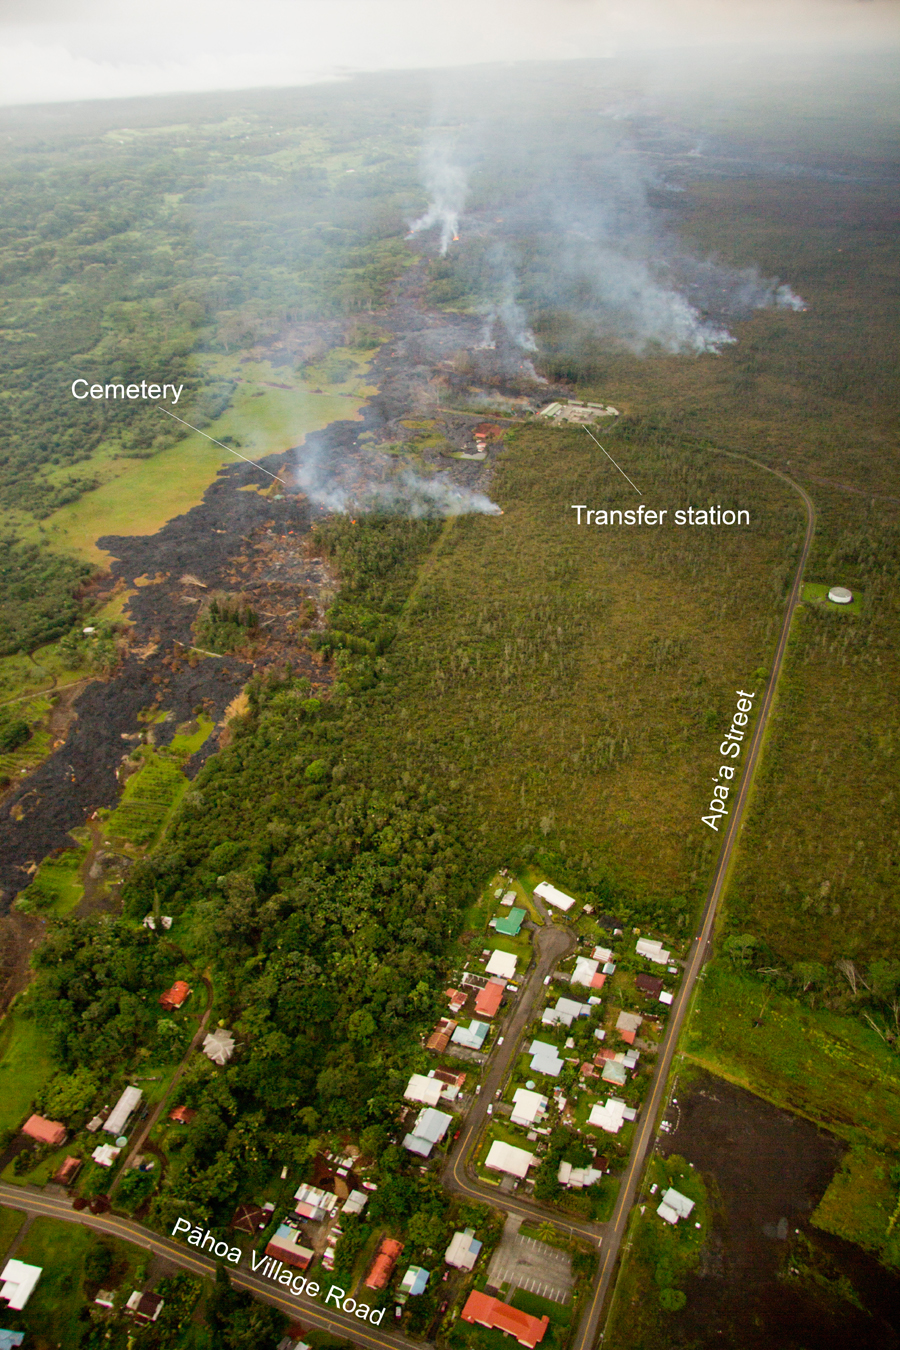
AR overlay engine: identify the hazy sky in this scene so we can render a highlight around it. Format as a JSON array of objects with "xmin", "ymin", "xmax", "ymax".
[{"xmin": 0, "ymin": 0, "xmax": 897, "ymax": 107}]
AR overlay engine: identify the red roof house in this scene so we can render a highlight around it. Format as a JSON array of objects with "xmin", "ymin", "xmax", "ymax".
[
  {"xmin": 159, "ymin": 981, "xmax": 191, "ymax": 1011},
  {"xmin": 53, "ymin": 1155, "xmax": 82, "ymax": 1185},
  {"xmin": 168, "ymin": 1105, "xmax": 197, "ymax": 1124},
  {"xmin": 22, "ymin": 1115, "xmax": 66, "ymax": 1147},
  {"xmin": 365, "ymin": 1238, "xmax": 403, "ymax": 1290},
  {"xmin": 475, "ymin": 980, "xmax": 505, "ymax": 1018},
  {"xmin": 461, "ymin": 1291, "xmax": 549, "ymax": 1348}
]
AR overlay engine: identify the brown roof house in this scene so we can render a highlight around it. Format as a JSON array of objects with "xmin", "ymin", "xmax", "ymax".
[{"xmin": 159, "ymin": 981, "xmax": 191, "ymax": 1011}]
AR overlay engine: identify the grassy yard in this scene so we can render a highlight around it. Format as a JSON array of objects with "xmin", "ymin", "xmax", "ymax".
[
  {"xmin": 0, "ymin": 1012, "xmax": 57, "ymax": 1134},
  {"xmin": 812, "ymin": 1145, "xmax": 900, "ymax": 1268},
  {"xmin": 0, "ymin": 1205, "xmax": 26, "ymax": 1257},
  {"xmin": 683, "ymin": 962, "xmax": 900, "ymax": 1149}
]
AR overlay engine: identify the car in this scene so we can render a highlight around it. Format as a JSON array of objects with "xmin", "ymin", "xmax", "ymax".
[
  {"xmin": 487, "ymin": 1104, "xmax": 493, "ymax": 1115},
  {"xmin": 497, "ymin": 1036, "xmax": 504, "ymax": 1046},
  {"xmin": 495, "ymin": 1088, "xmax": 502, "ymax": 1098},
  {"xmin": 543, "ymin": 975, "xmax": 551, "ymax": 985},
  {"xmin": 475, "ymin": 1085, "xmax": 481, "ymax": 1095}
]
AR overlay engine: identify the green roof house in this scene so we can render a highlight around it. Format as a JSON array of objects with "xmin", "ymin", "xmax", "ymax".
[{"xmin": 494, "ymin": 907, "xmax": 526, "ymax": 937}]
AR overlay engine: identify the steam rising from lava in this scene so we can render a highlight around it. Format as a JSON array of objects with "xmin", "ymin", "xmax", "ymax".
[
  {"xmin": 407, "ymin": 136, "xmax": 468, "ymax": 256},
  {"xmin": 294, "ymin": 440, "xmax": 501, "ymax": 519}
]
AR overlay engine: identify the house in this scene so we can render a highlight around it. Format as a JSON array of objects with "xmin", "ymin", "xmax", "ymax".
[
  {"xmin": 399, "ymin": 1265, "xmax": 430, "ymax": 1299},
  {"xmin": 402, "ymin": 1107, "xmax": 452, "ymax": 1158},
  {"xmin": 92, "ymin": 1143, "xmax": 121, "ymax": 1167},
  {"xmin": 494, "ymin": 907, "xmax": 526, "ymax": 937},
  {"xmin": 433, "ymin": 1068, "xmax": 467, "ymax": 1097},
  {"xmin": 365, "ymin": 1238, "xmax": 403, "ymax": 1290},
  {"xmin": 588, "ymin": 1098, "xmax": 635, "ymax": 1134},
  {"xmin": 0, "ymin": 1331, "xmax": 24, "ymax": 1350},
  {"xmin": 428, "ymin": 1017, "xmax": 457, "ymax": 1051},
  {"xmin": 659, "ymin": 990, "xmax": 674, "ymax": 1006},
  {"xmin": 446, "ymin": 988, "xmax": 467, "ymax": 1014},
  {"xmin": 615, "ymin": 1011, "xmax": 643, "ymax": 1044},
  {"xmin": 125, "ymin": 1290, "xmax": 164, "ymax": 1324},
  {"xmin": 485, "ymin": 950, "xmax": 517, "ymax": 980},
  {"xmin": 158, "ymin": 980, "xmax": 191, "ymax": 1011},
  {"xmin": 475, "ymin": 980, "xmax": 505, "ymax": 1018},
  {"xmin": 266, "ymin": 1225, "xmax": 315, "ymax": 1270},
  {"xmin": 636, "ymin": 938, "xmax": 670, "ymax": 965},
  {"xmin": 571, "ymin": 957, "xmax": 600, "ymax": 987},
  {"xmin": 635, "ymin": 973, "xmax": 664, "ymax": 998},
  {"xmin": 104, "ymin": 1086, "xmax": 142, "ymax": 1136},
  {"xmin": 22, "ymin": 1114, "xmax": 66, "ymax": 1147},
  {"xmin": 657, "ymin": 1188, "xmax": 695, "ymax": 1225},
  {"xmin": 202, "ymin": 1028, "xmax": 235, "ymax": 1065},
  {"xmin": 601, "ymin": 1060, "xmax": 628, "ymax": 1086},
  {"xmin": 404, "ymin": 1073, "xmax": 444, "ymax": 1107},
  {"xmin": 542, "ymin": 996, "xmax": 590, "ymax": 1028},
  {"xmin": 485, "ymin": 1140, "xmax": 535, "ymax": 1180},
  {"xmin": 533, "ymin": 882, "xmax": 577, "ymax": 913},
  {"xmin": 591, "ymin": 946, "xmax": 613, "ymax": 962},
  {"xmin": 461, "ymin": 1291, "xmax": 549, "ymax": 1349},
  {"xmin": 53, "ymin": 1155, "xmax": 82, "ymax": 1185},
  {"xmin": 169, "ymin": 1105, "xmax": 197, "ymax": 1124},
  {"xmin": 294, "ymin": 1182, "xmax": 336, "ymax": 1222},
  {"xmin": 528, "ymin": 1040, "xmax": 564, "ymax": 1077},
  {"xmin": 445, "ymin": 1228, "xmax": 483, "ymax": 1271},
  {"xmin": 341, "ymin": 1189, "xmax": 369, "ymax": 1216},
  {"xmin": 510, "ymin": 1088, "xmax": 548, "ymax": 1129},
  {"xmin": 557, "ymin": 1161, "xmax": 604, "ymax": 1189},
  {"xmin": 0, "ymin": 1261, "xmax": 41, "ymax": 1311},
  {"xmin": 452, "ymin": 1019, "xmax": 490, "ymax": 1051}
]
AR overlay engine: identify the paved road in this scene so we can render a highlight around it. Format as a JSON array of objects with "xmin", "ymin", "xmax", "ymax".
[
  {"xmin": 0, "ymin": 1182, "xmax": 419, "ymax": 1350},
  {"xmin": 442, "ymin": 901, "xmax": 608, "ymax": 1244},
  {"xmin": 574, "ymin": 465, "xmax": 816, "ymax": 1350}
]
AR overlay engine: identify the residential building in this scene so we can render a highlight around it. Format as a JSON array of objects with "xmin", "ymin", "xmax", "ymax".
[
  {"xmin": 445, "ymin": 1228, "xmax": 482, "ymax": 1271},
  {"xmin": 169, "ymin": 1105, "xmax": 197, "ymax": 1124},
  {"xmin": 202, "ymin": 1028, "xmax": 235, "ymax": 1065},
  {"xmin": 615, "ymin": 1011, "xmax": 643, "ymax": 1044},
  {"xmin": 461, "ymin": 1291, "xmax": 549, "ymax": 1349},
  {"xmin": 475, "ymin": 980, "xmax": 505, "ymax": 1018},
  {"xmin": 485, "ymin": 1140, "xmax": 535, "ymax": 1180},
  {"xmin": 486, "ymin": 950, "xmax": 517, "ymax": 980},
  {"xmin": 446, "ymin": 988, "xmax": 467, "ymax": 1014},
  {"xmin": 125, "ymin": 1290, "xmax": 164, "ymax": 1324},
  {"xmin": 601, "ymin": 1060, "xmax": 628, "ymax": 1086},
  {"xmin": 528, "ymin": 1040, "xmax": 564, "ymax": 1077},
  {"xmin": 636, "ymin": 938, "xmax": 670, "ymax": 965},
  {"xmin": 404, "ymin": 1073, "xmax": 443, "ymax": 1107},
  {"xmin": 103, "ymin": 1086, "xmax": 142, "ymax": 1136},
  {"xmin": 399, "ymin": 1265, "xmax": 429, "ymax": 1298},
  {"xmin": 0, "ymin": 1331, "xmax": 24, "ymax": 1350},
  {"xmin": 533, "ymin": 882, "xmax": 577, "ymax": 913},
  {"xmin": 427, "ymin": 1017, "xmax": 457, "ymax": 1051},
  {"xmin": 341, "ymin": 1190, "xmax": 368, "ymax": 1216},
  {"xmin": 635, "ymin": 973, "xmax": 664, "ymax": 997},
  {"xmin": 22, "ymin": 1114, "xmax": 66, "ymax": 1147},
  {"xmin": 657, "ymin": 1188, "xmax": 695, "ymax": 1225},
  {"xmin": 0, "ymin": 1262, "xmax": 41, "ymax": 1311},
  {"xmin": 494, "ymin": 907, "xmax": 526, "ymax": 937},
  {"xmin": 158, "ymin": 980, "xmax": 191, "ymax": 1010},
  {"xmin": 266, "ymin": 1225, "xmax": 315, "ymax": 1270},
  {"xmin": 557, "ymin": 1161, "xmax": 604, "ymax": 1189},
  {"xmin": 542, "ymin": 996, "xmax": 590, "ymax": 1028},
  {"xmin": 571, "ymin": 957, "xmax": 602, "ymax": 987},
  {"xmin": 588, "ymin": 1098, "xmax": 635, "ymax": 1134},
  {"xmin": 452, "ymin": 1019, "xmax": 490, "ymax": 1051},
  {"xmin": 365, "ymin": 1238, "xmax": 403, "ymax": 1290},
  {"xmin": 293, "ymin": 1182, "xmax": 335, "ymax": 1221},
  {"xmin": 510, "ymin": 1088, "xmax": 548, "ymax": 1128},
  {"xmin": 91, "ymin": 1143, "xmax": 120, "ymax": 1167},
  {"xmin": 402, "ymin": 1107, "xmax": 452, "ymax": 1158},
  {"xmin": 53, "ymin": 1156, "xmax": 82, "ymax": 1185}
]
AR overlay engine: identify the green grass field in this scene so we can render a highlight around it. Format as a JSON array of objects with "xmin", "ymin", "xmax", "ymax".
[
  {"xmin": 0, "ymin": 1204, "xmax": 26, "ymax": 1257},
  {"xmin": 811, "ymin": 1145, "xmax": 900, "ymax": 1267},
  {"xmin": 0, "ymin": 1013, "xmax": 57, "ymax": 1134},
  {"xmin": 683, "ymin": 963, "xmax": 900, "ymax": 1149}
]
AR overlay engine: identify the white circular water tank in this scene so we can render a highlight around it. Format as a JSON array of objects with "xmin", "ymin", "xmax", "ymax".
[{"xmin": 828, "ymin": 586, "xmax": 853, "ymax": 605}]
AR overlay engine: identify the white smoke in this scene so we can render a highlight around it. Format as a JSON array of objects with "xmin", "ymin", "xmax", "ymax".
[
  {"xmin": 406, "ymin": 137, "xmax": 468, "ymax": 256},
  {"xmin": 294, "ymin": 441, "xmax": 501, "ymax": 518}
]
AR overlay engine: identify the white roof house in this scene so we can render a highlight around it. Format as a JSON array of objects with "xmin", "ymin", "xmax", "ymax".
[
  {"xmin": 659, "ymin": 990, "xmax": 674, "ymax": 1006},
  {"xmin": 528, "ymin": 1040, "xmax": 565, "ymax": 1077},
  {"xmin": 533, "ymin": 882, "xmax": 577, "ymax": 913},
  {"xmin": 591, "ymin": 946, "xmax": 613, "ymax": 962},
  {"xmin": 404, "ymin": 1073, "xmax": 443, "ymax": 1107},
  {"xmin": 510, "ymin": 1088, "xmax": 548, "ymax": 1128},
  {"xmin": 588, "ymin": 1098, "xmax": 629, "ymax": 1133},
  {"xmin": 452, "ymin": 1019, "xmax": 490, "ymax": 1050},
  {"xmin": 341, "ymin": 1190, "xmax": 369, "ymax": 1216},
  {"xmin": 657, "ymin": 1188, "xmax": 695, "ymax": 1225},
  {"xmin": 0, "ymin": 1260, "xmax": 42, "ymax": 1311},
  {"xmin": 616, "ymin": 1011, "xmax": 643, "ymax": 1036},
  {"xmin": 542, "ymin": 996, "xmax": 591, "ymax": 1027},
  {"xmin": 636, "ymin": 938, "xmax": 670, "ymax": 965},
  {"xmin": 104, "ymin": 1086, "xmax": 142, "ymax": 1136},
  {"xmin": 557, "ymin": 1161, "xmax": 604, "ymax": 1189},
  {"xmin": 202, "ymin": 1028, "xmax": 235, "ymax": 1065},
  {"xmin": 92, "ymin": 1144, "xmax": 121, "ymax": 1167},
  {"xmin": 571, "ymin": 957, "xmax": 600, "ymax": 987},
  {"xmin": 402, "ymin": 1107, "xmax": 453, "ymax": 1158},
  {"xmin": 445, "ymin": 1228, "xmax": 483, "ymax": 1271},
  {"xmin": 485, "ymin": 1140, "xmax": 535, "ymax": 1179},
  {"xmin": 485, "ymin": 950, "xmax": 517, "ymax": 980}
]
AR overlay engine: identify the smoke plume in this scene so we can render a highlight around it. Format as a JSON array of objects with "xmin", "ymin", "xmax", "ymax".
[
  {"xmin": 407, "ymin": 135, "xmax": 468, "ymax": 256},
  {"xmin": 294, "ymin": 439, "xmax": 501, "ymax": 518}
]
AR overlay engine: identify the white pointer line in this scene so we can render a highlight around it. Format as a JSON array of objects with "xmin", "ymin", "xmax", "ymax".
[
  {"xmin": 582, "ymin": 425, "xmax": 643, "ymax": 496},
  {"xmin": 157, "ymin": 406, "xmax": 287, "ymax": 485}
]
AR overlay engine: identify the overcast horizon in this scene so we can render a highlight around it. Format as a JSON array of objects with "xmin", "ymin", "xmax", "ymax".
[{"xmin": 0, "ymin": 0, "xmax": 898, "ymax": 110}]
